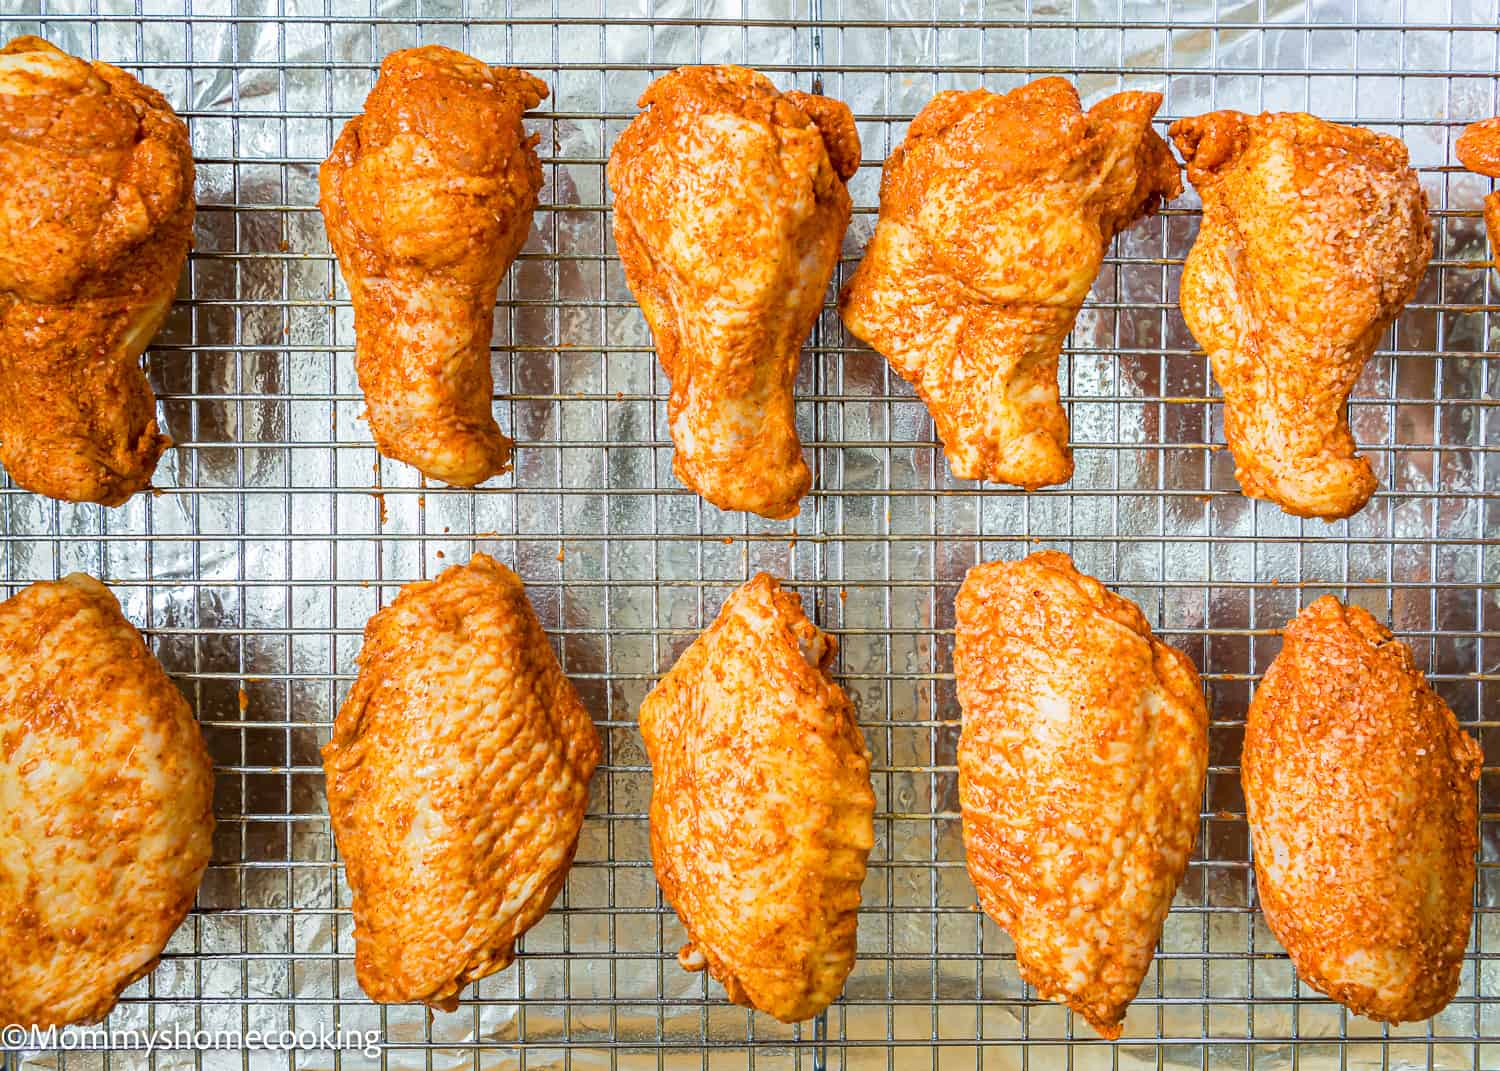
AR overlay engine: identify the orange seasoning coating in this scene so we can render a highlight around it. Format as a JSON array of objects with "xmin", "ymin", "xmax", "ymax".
[
  {"xmin": 638, "ymin": 573, "xmax": 875, "ymax": 1021},
  {"xmin": 608, "ymin": 66, "xmax": 859, "ymax": 519},
  {"xmin": 320, "ymin": 46, "xmax": 546, "ymax": 486},
  {"xmin": 954, "ymin": 551, "xmax": 1208, "ymax": 1038},
  {"xmin": 322, "ymin": 554, "xmax": 600, "ymax": 1008},
  {"xmin": 1170, "ymin": 111, "xmax": 1431, "ymax": 520},
  {"xmin": 0, "ymin": 37, "xmax": 194, "ymax": 505},
  {"xmin": 1456, "ymin": 116, "xmax": 1500, "ymax": 267},
  {"xmin": 839, "ymin": 78, "xmax": 1180, "ymax": 489},
  {"xmin": 1242, "ymin": 596, "xmax": 1481, "ymax": 1023},
  {"xmin": 0, "ymin": 574, "xmax": 214, "ymax": 1028}
]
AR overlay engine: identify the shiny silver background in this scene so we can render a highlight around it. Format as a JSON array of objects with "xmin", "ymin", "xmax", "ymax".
[{"xmin": 0, "ymin": 1, "xmax": 1496, "ymax": 1069}]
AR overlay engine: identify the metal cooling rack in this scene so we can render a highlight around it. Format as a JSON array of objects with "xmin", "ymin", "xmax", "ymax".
[{"xmin": 0, "ymin": 2, "xmax": 1496, "ymax": 1069}]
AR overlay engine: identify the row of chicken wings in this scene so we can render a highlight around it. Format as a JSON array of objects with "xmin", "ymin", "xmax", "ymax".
[
  {"xmin": 3, "ymin": 39, "xmax": 1498, "ymax": 520},
  {"xmin": 3, "ymin": 552, "xmax": 1480, "ymax": 1038}
]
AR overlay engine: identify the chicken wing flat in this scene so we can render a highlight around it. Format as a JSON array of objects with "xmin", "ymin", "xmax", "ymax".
[
  {"xmin": 608, "ymin": 66, "xmax": 860, "ymax": 519},
  {"xmin": 1171, "ymin": 112, "xmax": 1432, "ymax": 520},
  {"xmin": 954, "ymin": 551, "xmax": 1208, "ymax": 1038},
  {"xmin": 1242, "ymin": 596, "xmax": 1481, "ymax": 1023},
  {"xmin": 320, "ymin": 47, "xmax": 546, "ymax": 486},
  {"xmin": 0, "ymin": 36, "xmax": 193, "ymax": 505},
  {"xmin": 839, "ymin": 79, "xmax": 1180, "ymax": 489},
  {"xmin": 1456, "ymin": 117, "xmax": 1500, "ymax": 267},
  {"xmin": 638, "ymin": 573, "xmax": 874, "ymax": 1021},
  {"xmin": 0, "ymin": 574, "xmax": 214, "ymax": 1028},
  {"xmin": 323, "ymin": 554, "xmax": 599, "ymax": 1008}
]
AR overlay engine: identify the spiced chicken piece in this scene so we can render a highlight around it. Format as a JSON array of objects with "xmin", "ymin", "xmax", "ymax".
[
  {"xmin": 0, "ymin": 36, "xmax": 194, "ymax": 504},
  {"xmin": 609, "ymin": 66, "xmax": 860, "ymax": 518},
  {"xmin": 638, "ymin": 573, "xmax": 875, "ymax": 1021},
  {"xmin": 954, "ymin": 551, "xmax": 1208, "ymax": 1038},
  {"xmin": 0, "ymin": 574, "xmax": 214, "ymax": 1027},
  {"xmin": 323, "ymin": 554, "xmax": 600, "ymax": 1008},
  {"xmin": 1456, "ymin": 116, "xmax": 1500, "ymax": 268},
  {"xmin": 1242, "ymin": 596, "xmax": 1481, "ymax": 1022},
  {"xmin": 1171, "ymin": 111, "xmax": 1431, "ymax": 519},
  {"xmin": 321, "ymin": 46, "xmax": 547, "ymax": 486},
  {"xmin": 840, "ymin": 79, "xmax": 1180, "ymax": 488}
]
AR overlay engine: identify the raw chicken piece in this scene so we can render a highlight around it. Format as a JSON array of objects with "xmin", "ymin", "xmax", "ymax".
[
  {"xmin": 1170, "ymin": 111, "xmax": 1432, "ymax": 520},
  {"xmin": 608, "ymin": 66, "xmax": 860, "ymax": 519},
  {"xmin": 954, "ymin": 551, "xmax": 1208, "ymax": 1038},
  {"xmin": 1455, "ymin": 117, "xmax": 1500, "ymax": 267},
  {"xmin": 1242, "ymin": 596, "xmax": 1481, "ymax": 1023},
  {"xmin": 638, "ymin": 573, "xmax": 874, "ymax": 1021},
  {"xmin": 0, "ymin": 574, "xmax": 214, "ymax": 1027},
  {"xmin": 0, "ymin": 36, "xmax": 193, "ymax": 505},
  {"xmin": 322, "ymin": 554, "xmax": 600, "ymax": 1008},
  {"xmin": 839, "ymin": 78, "xmax": 1180, "ymax": 489},
  {"xmin": 320, "ymin": 46, "xmax": 547, "ymax": 486}
]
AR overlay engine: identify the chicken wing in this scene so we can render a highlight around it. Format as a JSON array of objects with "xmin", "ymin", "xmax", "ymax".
[
  {"xmin": 1242, "ymin": 596, "xmax": 1480, "ymax": 1023},
  {"xmin": 322, "ymin": 554, "xmax": 599, "ymax": 1008},
  {"xmin": 0, "ymin": 574, "xmax": 214, "ymax": 1028},
  {"xmin": 638, "ymin": 573, "xmax": 874, "ymax": 1021},
  {"xmin": 954, "ymin": 551, "xmax": 1208, "ymax": 1038},
  {"xmin": 0, "ymin": 36, "xmax": 193, "ymax": 505},
  {"xmin": 320, "ymin": 47, "xmax": 546, "ymax": 486},
  {"xmin": 608, "ymin": 66, "xmax": 860, "ymax": 519},
  {"xmin": 1170, "ymin": 112, "xmax": 1432, "ymax": 520},
  {"xmin": 839, "ymin": 79, "xmax": 1180, "ymax": 489},
  {"xmin": 1456, "ymin": 117, "xmax": 1500, "ymax": 268}
]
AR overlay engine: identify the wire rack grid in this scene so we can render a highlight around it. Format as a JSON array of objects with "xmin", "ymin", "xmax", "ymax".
[{"xmin": 0, "ymin": 1, "xmax": 1496, "ymax": 1069}]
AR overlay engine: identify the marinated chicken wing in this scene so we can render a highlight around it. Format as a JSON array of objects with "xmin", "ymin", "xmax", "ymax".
[
  {"xmin": 954, "ymin": 551, "xmax": 1208, "ymax": 1038},
  {"xmin": 1171, "ymin": 112, "xmax": 1431, "ymax": 520},
  {"xmin": 608, "ymin": 66, "xmax": 859, "ymax": 519},
  {"xmin": 1456, "ymin": 117, "xmax": 1500, "ymax": 267},
  {"xmin": 1242, "ymin": 596, "xmax": 1481, "ymax": 1023},
  {"xmin": 320, "ymin": 47, "xmax": 546, "ymax": 486},
  {"xmin": 0, "ymin": 36, "xmax": 193, "ymax": 505},
  {"xmin": 839, "ymin": 79, "xmax": 1180, "ymax": 488},
  {"xmin": 322, "ymin": 554, "xmax": 600, "ymax": 1008},
  {"xmin": 638, "ymin": 573, "xmax": 874, "ymax": 1021},
  {"xmin": 0, "ymin": 574, "xmax": 214, "ymax": 1028}
]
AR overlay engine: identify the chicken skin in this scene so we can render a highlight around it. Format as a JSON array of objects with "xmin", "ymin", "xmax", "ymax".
[
  {"xmin": 320, "ymin": 47, "xmax": 547, "ymax": 486},
  {"xmin": 638, "ymin": 574, "xmax": 874, "ymax": 1021},
  {"xmin": 0, "ymin": 574, "xmax": 214, "ymax": 1028},
  {"xmin": 953, "ymin": 551, "xmax": 1208, "ymax": 1038},
  {"xmin": 0, "ymin": 36, "xmax": 193, "ymax": 505},
  {"xmin": 1456, "ymin": 117, "xmax": 1500, "ymax": 267},
  {"xmin": 1170, "ymin": 112, "xmax": 1432, "ymax": 520},
  {"xmin": 1242, "ymin": 596, "xmax": 1481, "ymax": 1023},
  {"xmin": 322, "ymin": 554, "xmax": 599, "ymax": 1008},
  {"xmin": 608, "ymin": 67, "xmax": 860, "ymax": 519},
  {"xmin": 839, "ymin": 79, "xmax": 1180, "ymax": 489}
]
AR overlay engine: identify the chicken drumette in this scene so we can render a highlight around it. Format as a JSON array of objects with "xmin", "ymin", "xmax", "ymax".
[
  {"xmin": 320, "ymin": 46, "xmax": 547, "ymax": 486},
  {"xmin": 638, "ymin": 574, "xmax": 875, "ymax": 1021},
  {"xmin": 1243, "ymin": 597, "xmax": 1481, "ymax": 1023},
  {"xmin": 1171, "ymin": 112, "xmax": 1431, "ymax": 520},
  {"xmin": 322, "ymin": 554, "xmax": 599, "ymax": 1008},
  {"xmin": 608, "ymin": 66, "xmax": 860, "ymax": 519},
  {"xmin": 839, "ymin": 78, "xmax": 1180, "ymax": 489},
  {"xmin": 1456, "ymin": 117, "xmax": 1500, "ymax": 267},
  {"xmin": 954, "ymin": 551, "xmax": 1208, "ymax": 1038},
  {"xmin": 0, "ymin": 36, "xmax": 194, "ymax": 505},
  {"xmin": 0, "ymin": 574, "xmax": 214, "ymax": 1028}
]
